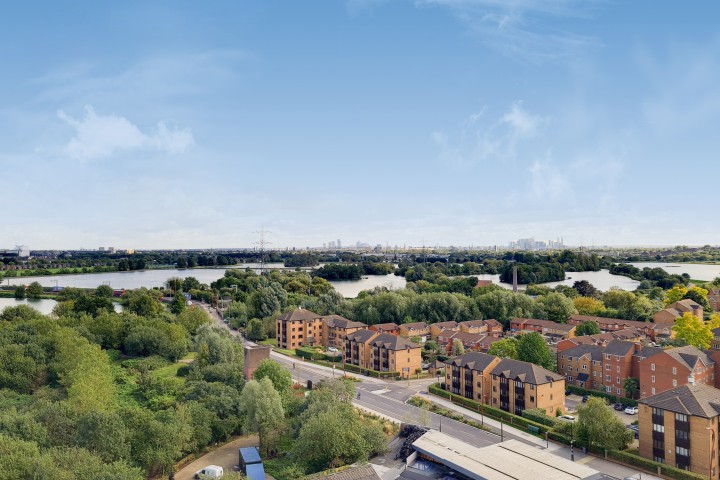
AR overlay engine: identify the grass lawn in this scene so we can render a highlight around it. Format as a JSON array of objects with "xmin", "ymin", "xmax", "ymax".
[{"xmin": 259, "ymin": 338, "xmax": 277, "ymax": 347}]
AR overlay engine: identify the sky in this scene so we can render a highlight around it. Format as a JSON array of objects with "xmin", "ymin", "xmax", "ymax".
[{"xmin": 2, "ymin": 1, "xmax": 720, "ymax": 250}]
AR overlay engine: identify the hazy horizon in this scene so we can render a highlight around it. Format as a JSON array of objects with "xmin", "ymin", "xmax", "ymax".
[{"xmin": 3, "ymin": 1, "xmax": 720, "ymax": 249}]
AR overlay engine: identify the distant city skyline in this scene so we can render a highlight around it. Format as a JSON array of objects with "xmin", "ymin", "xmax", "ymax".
[{"xmin": 2, "ymin": 2, "xmax": 720, "ymax": 248}]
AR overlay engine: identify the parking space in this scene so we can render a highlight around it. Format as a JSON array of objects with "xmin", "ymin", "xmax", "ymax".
[{"xmin": 565, "ymin": 394, "xmax": 637, "ymax": 425}]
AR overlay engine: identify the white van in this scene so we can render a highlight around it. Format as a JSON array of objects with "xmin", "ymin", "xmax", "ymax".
[{"xmin": 194, "ymin": 465, "xmax": 224, "ymax": 479}]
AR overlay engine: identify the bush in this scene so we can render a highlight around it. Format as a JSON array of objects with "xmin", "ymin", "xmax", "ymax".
[{"xmin": 522, "ymin": 408, "xmax": 561, "ymax": 428}]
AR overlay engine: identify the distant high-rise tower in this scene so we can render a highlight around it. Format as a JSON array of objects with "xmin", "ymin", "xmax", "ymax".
[{"xmin": 337, "ymin": 239, "xmax": 341, "ymax": 249}]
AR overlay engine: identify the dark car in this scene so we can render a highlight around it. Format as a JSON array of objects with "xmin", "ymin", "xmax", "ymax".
[
  {"xmin": 582, "ymin": 394, "xmax": 589, "ymax": 403},
  {"xmin": 627, "ymin": 425, "xmax": 639, "ymax": 439},
  {"xmin": 614, "ymin": 403, "xmax": 625, "ymax": 411}
]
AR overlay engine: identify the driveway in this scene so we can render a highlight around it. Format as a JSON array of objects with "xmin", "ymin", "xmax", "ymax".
[{"xmin": 175, "ymin": 435, "xmax": 259, "ymax": 480}]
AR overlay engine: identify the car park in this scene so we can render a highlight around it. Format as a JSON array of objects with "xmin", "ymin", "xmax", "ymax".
[
  {"xmin": 627, "ymin": 425, "xmax": 639, "ymax": 439},
  {"xmin": 624, "ymin": 406, "xmax": 638, "ymax": 415},
  {"xmin": 194, "ymin": 465, "xmax": 224, "ymax": 479}
]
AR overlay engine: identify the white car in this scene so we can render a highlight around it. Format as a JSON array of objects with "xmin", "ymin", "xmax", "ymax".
[
  {"xmin": 195, "ymin": 465, "xmax": 224, "ymax": 479},
  {"xmin": 624, "ymin": 406, "xmax": 638, "ymax": 415},
  {"xmin": 558, "ymin": 415, "xmax": 576, "ymax": 422},
  {"xmin": 328, "ymin": 347, "xmax": 339, "ymax": 353}
]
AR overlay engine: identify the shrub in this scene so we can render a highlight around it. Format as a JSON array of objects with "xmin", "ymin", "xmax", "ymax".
[{"xmin": 609, "ymin": 450, "xmax": 706, "ymax": 480}]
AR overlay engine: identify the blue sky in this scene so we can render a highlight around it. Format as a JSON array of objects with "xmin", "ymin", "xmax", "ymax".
[{"xmin": 2, "ymin": 1, "xmax": 720, "ymax": 249}]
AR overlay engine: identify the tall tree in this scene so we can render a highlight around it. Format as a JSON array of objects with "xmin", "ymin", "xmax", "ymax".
[
  {"xmin": 487, "ymin": 338, "xmax": 519, "ymax": 359},
  {"xmin": 240, "ymin": 378, "xmax": 284, "ymax": 454},
  {"xmin": 576, "ymin": 397, "xmax": 633, "ymax": 451},
  {"xmin": 672, "ymin": 312, "xmax": 712, "ymax": 349},
  {"xmin": 516, "ymin": 332, "xmax": 555, "ymax": 370},
  {"xmin": 534, "ymin": 292, "xmax": 577, "ymax": 323},
  {"xmin": 450, "ymin": 338, "xmax": 465, "ymax": 356},
  {"xmin": 575, "ymin": 321, "xmax": 600, "ymax": 336},
  {"xmin": 253, "ymin": 359, "xmax": 292, "ymax": 395},
  {"xmin": 572, "ymin": 280, "xmax": 598, "ymax": 298}
]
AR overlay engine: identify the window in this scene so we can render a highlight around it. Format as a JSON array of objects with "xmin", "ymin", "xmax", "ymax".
[
  {"xmin": 616, "ymin": 377, "xmax": 620, "ymax": 384},
  {"xmin": 653, "ymin": 439, "xmax": 664, "ymax": 449},
  {"xmin": 530, "ymin": 384, "xmax": 534, "ymax": 390},
  {"xmin": 550, "ymin": 394, "xmax": 553, "ymax": 400},
  {"xmin": 530, "ymin": 396, "xmax": 535, "ymax": 402},
  {"xmin": 672, "ymin": 379, "xmax": 677, "ymax": 387},
  {"xmin": 606, "ymin": 386, "xmax": 612, "ymax": 393},
  {"xmin": 606, "ymin": 375, "xmax": 611, "ymax": 381},
  {"xmin": 606, "ymin": 364, "xmax": 611, "ymax": 371},
  {"xmin": 605, "ymin": 354, "xmax": 611, "ymax": 360},
  {"xmin": 477, "ymin": 381, "xmax": 482, "ymax": 387},
  {"xmin": 567, "ymin": 356, "xmax": 572, "ymax": 361},
  {"xmin": 676, "ymin": 430, "xmax": 689, "ymax": 440},
  {"xmin": 493, "ymin": 386, "xmax": 497, "ymax": 392},
  {"xmin": 676, "ymin": 447, "xmax": 689, "ymax": 457},
  {"xmin": 561, "ymin": 355, "xmax": 565, "ymax": 359},
  {"xmin": 653, "ymin": 456, "xmax": 664, "ymax": 464},
  {"xmin": 651, "ymin": 363, "xmax": 656, "ymax": 371},
  {"xmin": 493, "ymin": 398, "xmax": 497, "ymax": 404},
  {"xmin": 652, "ymin": 387, "xmax": 656, "ymax": 395},
  {"xmin": 616, "ymin": 388, "xmax": 621, "ymax": 395},
  {"xmin": 568, "ymin": 366, "xmax": 573, "ymax": 371},
  {"xmin": 653, "ymin": 407, "xmax": 664, "ymax": 416},
  {"xmin": 675, "ymin": 413, "xmax": 687, "ymax": 422},
  {"xmin": 653, "ymin": 424, "xmax": 665, "ymax": 433},
  {"xmin": 672, "ymin": 367, "xmax": 677, "ymax": 375},
  {"xmin": 616, "ymin": 366, "xmax": 620, "ymax": 372},
  {"xmin": 651, "ymin": 375, "xmax": 655, "ymax": 383},
  {"xmin": 582, "ymin": 364, "xmax": 588, "ymax": 370},
  {"xmin": 568, "ymin": 376, "xmax": 573, "ymax": 382}
]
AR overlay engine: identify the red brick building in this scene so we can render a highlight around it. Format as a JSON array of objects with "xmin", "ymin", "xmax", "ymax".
[{"xmin": 636, "ymin": 346, "xmax": 715, "ymax": 398}]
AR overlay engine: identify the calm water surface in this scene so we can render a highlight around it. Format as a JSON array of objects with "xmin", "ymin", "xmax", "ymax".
[
  {"xmin": 630, "ymin": 262, "xmax": 720, "ymax": 281},
  {"xmin": 0, "ymin": 298, "xmax": 123, "ymax": 314}
]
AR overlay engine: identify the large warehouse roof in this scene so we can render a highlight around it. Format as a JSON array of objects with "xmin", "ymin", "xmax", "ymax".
[{"xmin": 411, "ymin": 430, "xmax": 602, "ymax": 480}]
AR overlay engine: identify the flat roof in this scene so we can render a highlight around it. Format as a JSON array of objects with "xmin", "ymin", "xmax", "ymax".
[
  {"xmin": 411, "ymin": 430, "xmax": 602, "ymax": 480},
  {"xmin": 239, "ymin": 446, "xmax": 262, "ymax": 464},
  {"xmin": 246, "ymin": 462, "xmax": 266, "ymax": 480}
]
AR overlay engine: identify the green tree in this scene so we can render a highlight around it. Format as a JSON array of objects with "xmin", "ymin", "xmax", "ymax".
[
  {"xmin": 176, "ymin": 306, "xmax": 211, "ymax": 334},
  {"xmin": 534, "ymin": 292, "xmax": 577, "ymax": 323},
  {"xmin": 253, "ymin": 359, "xmax": 292, "ymax": 395},
  {"xmin": 516, "ymin": 332, "xmax": 555, "ymax": 370},
  {"xmin": 74, "ymin": 410, "xmax": 131, "ymax": 463},
  {"xmin": 240, "ymin": 378, "xmax": 284, "ymax": 454},
  {"xmin": 182, "ymin": 276, "xmax": 201, "ymax": 292},
  {"xmin": 26, "ymin": 281, "xmax": 44, "ymax": 299},
  {"xmin": 13, "ymin": 286, "xmax": 25, "ymax": 299},
  {"xmin": 170, "ymin": 292, "xmax": 187, "ymax": 315},
  {"xmin": 575, "ymin": 320, "xmax": 600, "ymax": 336},
  {"xmin": 165, "ymin": 277, "xmax": 183, "ymax": 293},
  {"xmin": 572, "ymin": 297, "xmax": 606, "ymax": 316},
  {"xmin": 623, "ymin": 377, "xmax": 639, "ymax": 399},
  {"xmin": 246, "ymin": 318, "xmax": 266, "ymax": 341},
  {"xmin": 572, "ymin": 280, "xmax": 598, "ymax": 298},
  {"xmin": 487, "ymin": 337, "xmax": 519, "ymax": 359},
  {"xmin": 576, "ymin": 397, "xmax": 633, "ymax": 451},
  {"xmin": 672, "ymin": 311, "xmax": 712, "ymax": 349},
  {"xmin": 94, "ymin": 284, "xmax": 114, "ymax": 298},
  {"xmin": 450, "ymin": 338, "xmax": 465, "ymax": 356}
]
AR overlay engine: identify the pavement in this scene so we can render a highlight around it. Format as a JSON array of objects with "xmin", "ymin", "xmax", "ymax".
[{"xmin": 174, "ymin": 435, "xmax": 260, "ymax": 480}]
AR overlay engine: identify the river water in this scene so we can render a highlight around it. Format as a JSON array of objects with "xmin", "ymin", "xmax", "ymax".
[{"xmin": 629, "ymin": 262, "xmax": 720, "ymax": 281}]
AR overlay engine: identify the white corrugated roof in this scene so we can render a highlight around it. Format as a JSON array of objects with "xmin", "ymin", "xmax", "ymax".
[{"xmin": 411, "ymin": 430, "xmax": 600, "ymax": 480}]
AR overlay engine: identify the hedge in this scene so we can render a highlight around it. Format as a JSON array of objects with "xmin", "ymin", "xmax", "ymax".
[
  {"xmin": 608, "ymin": 450, "xmax": 706, "ymax": 480},
  {"xmin": 341, "ymin": 362, "xmax": 399, "ymax": 378},
  {"xmin": 295, "ymin": 348, "xmax": 342, "ymax": 363},
  {"xmin": 428, "ymin": 383, "xmax": 550, "ymax": 435},
  {"xmin": 566, "ymin": 384, "xmax": 638, "ymax": 407},
  {"xmin": 522, "ymin": 408, "xmax": 561, "ymax": 428}
]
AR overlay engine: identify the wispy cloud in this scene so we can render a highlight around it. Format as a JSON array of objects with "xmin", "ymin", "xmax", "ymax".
[
  {"xmin": 57, "ymin": 105, "xmax": 194, "ymax": 160},
  {"xmin": 432, "ymin": 101, "xmax": 546, "ymax": 167},
  {"xmin": 416, "ymin": 0, "xmax": 604, "ymax": 63}
]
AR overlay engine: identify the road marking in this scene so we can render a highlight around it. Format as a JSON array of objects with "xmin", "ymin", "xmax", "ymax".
[{"xmin": 371, "ymin": 388, "xmax": 391, "ymax": 395}]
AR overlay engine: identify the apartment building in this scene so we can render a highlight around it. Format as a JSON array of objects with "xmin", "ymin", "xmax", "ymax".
[
  {"xmin": 445, "ymin": 352, "xmax": 501, "ymax": 403},
  {"xmin": 556, "ymin": 328, "xmax": 644, "ymax": 352},
  {"xmin": 509, "ymin": 318, "xmax": 576, "ymax": 343},
  {"xmin": 713, "ymin": 328, "xmax": 720, "ymax": 351},
  {"xmin": 344, "ymin": 330, "xmax": 422, "ymax": 378},
  {"xmin": 458, "ymin": 319, "xmax": 503, "ymax": 337},
  {"xmin": 430, "ymin": 321, "xmax": 460, "ymax": 340},
  {"xmin": 399, "ymin": 322, "xmax": 430, "ymax": 339},
  {"xmin": 601, "ymin": 341, "xmax": 637, "ymax": 396},
  {"xmin": 438, "ymin": 331, "xmax": 487, "ymax": 353},
  {"xmin": 568, "ymin": 314, "xmax": 674, "ymax": 341},
  {"xmin": 639, "ymin": 384, "xmax": 720, "ymax": 477},
  {"xmin": 490, "ymin": 358, "xmax": 566, "ymax": 416},
  {"xmin": 653, "ymin": 299, "xmax": 704, "ymax": 324},
  {"xmin": 557, "ymin": 344, "xmax": 604, "ymax": 390},
  {"xmin": 637, "ymin": 346, "xmax": 715, "ymax": 398},
  {"xmin": 444, "ymin": 353, "xmax": 565, "ymax": 416},
  {"xmin": 369, "ymin": 323, "xmax": 400, "ymax": 335},
  {"xmin": 710, "ymin": 288, "xmax": 720, "ymax": 312},
  {"xmin": 276, "ymin": 308, "xmax": 324, "ymax": 349},
  {"xmin": 322, "ymin": 315, "xmax": 367, "ymax": 349}
]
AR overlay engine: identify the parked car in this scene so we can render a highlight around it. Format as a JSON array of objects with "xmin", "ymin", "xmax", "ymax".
[
  {"xmin": 565, "ymin": 389, "xmax": 571, "ymax": 396},
  {"xmin": 195, "ymin": 465, "xmax": 224, "ymax": 479},
  {"xmin": 581, "ymin": 395, "xmax": 589, "ymax": 403},
  {"xmin": 558, "ymin": 415, "xmax": 576, "ymax": 422},
  {"xmin": 613, "ymin": 403, "xmax": 625, "ymax": 411},
  {"xmin": 624, "ymin": 406, "xmax": 639, "ymax": 415},
  {"xmin": 328, "ymin": 347, "xmax": 339, "ymax": 353}
]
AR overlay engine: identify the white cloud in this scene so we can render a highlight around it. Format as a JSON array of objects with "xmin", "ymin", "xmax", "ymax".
[
  {"xmin": 416, "ymin": 0, "xmax": 604, "ymax": 63},
  {"xmin": 57, "ymin": 105, "xmax": 194, "ymax": 160},
  {"xmin": 432, "ymin": 101, "xmax": 546, "ymax": 167}
]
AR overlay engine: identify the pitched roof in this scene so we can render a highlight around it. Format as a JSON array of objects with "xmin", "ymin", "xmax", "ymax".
[
  {"xmin": 640, "ymin": 384, "xmax": 720, "ymax": 418},
  {"xmin": 483, "ymin": 319, "xmax": 502, "ymax": 328},
  {"xmin": 446, "ymin": 352, "xmax": 499, "ymax": 371},
  {"xmin": 561, "ymin": 344, "xmax": 604, "ymax": 361},
  {"xmin": 369, "ymin": 333, "xmax": 421, "ymax": 350},
  {"xmin": 370, "ymin": 322, "xmax": 399, "ymax": 331},
  {"xmin": 511, "ymin": 318, "xmax": 575, "ymax": 332},
  {"xmin": 278, "ymin": 308, "xmax": 322, "ymax": 322},
  {"xmin": 491, "ymin": 358, "xmax": 564, "ymax": 385},
  {"xmin": 347, "ymin": 330, "xmax": 377, "ymax": 344},
  {"xmin": 664, "ymin": 345, "xmax": 714, "ymax": 370},
  {"xmin": 633, "ymin": 346, "xmax": 664, "ymax": 360},
  {"xmin": 459, "ymin": 319, "xmax": 487, "ymax": 328},
  {"xmin": 603, "ymin": 340, "xmax": 636, "ymax": 357},
  {"xmin": 672, "ymin": 299, "xmax": 702, "ymax": 310},
  {"xmin": 569, "ymin": 315, "xmax": 649, "ymax": 330},
  {"xmin": 401, "ymin": 322, "xmax": 429, "ymax": 330},
  {"xmin": 448, "ymin": 331, "xmax": 486, "ymax": 344},
  {"xmin": 432, "ymin": 321, "xmax": 459, "ymax": 329},
  {"xmin": 323, "ymin": 315, "xmax": 366, "ymax": 329}
]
